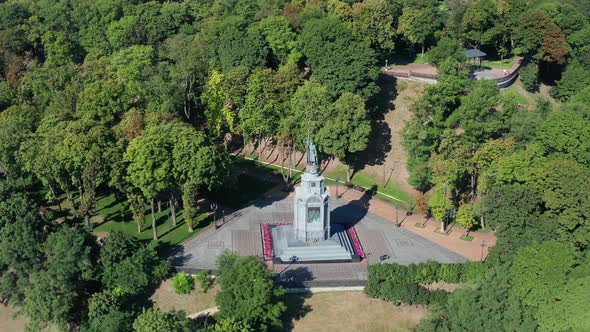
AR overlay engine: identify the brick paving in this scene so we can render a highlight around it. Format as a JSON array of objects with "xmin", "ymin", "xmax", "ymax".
[
  {"xmin": 329, "ymin": 185, "xmax": 496, "ymax": 262},
  {"xmin": 168, "ymin": 188, "xmax": 468, "ymax": 284}
]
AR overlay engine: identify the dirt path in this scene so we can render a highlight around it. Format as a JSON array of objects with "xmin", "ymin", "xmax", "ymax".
[{"xmin": 360, "ymin": 81, "xmax": 425, "ymax": 199}]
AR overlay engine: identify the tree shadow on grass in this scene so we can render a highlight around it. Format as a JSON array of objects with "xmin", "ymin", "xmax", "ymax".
[
  {"xmin": 276, "ymin": 292, "xmax": 313, "ymax": 332},
  {"xmin": 356, "ymin": 73, "xmax": 395, "ymax": 168}
]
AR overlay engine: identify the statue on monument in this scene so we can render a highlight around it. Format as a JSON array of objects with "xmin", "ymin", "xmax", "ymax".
[
  {"xmin": 306, "ymin": 138, "xmax": 318, "ymax": 173},
  {"xmin": 307, "ymin": 139, "xmax": 318, "ymax": 165}
]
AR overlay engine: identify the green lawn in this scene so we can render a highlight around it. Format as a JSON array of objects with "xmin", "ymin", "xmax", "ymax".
[
  {"xmin": 324, "ymin": 167, "xmax": 413, "ymax": 208},
  {"xmin": 236, "ymin": 155, "xmax": 414, "ymax": 208},
  {"xmin": 413, "ymin": 53, "xmax": 426, "ymax": 64},
  {"xmin": 500, "ymin": 80, "xmax": 535, "ymax": 105},
  {"xmin": 91, "ymin": 194, "xmax": 210, "ymax": 248},
  {"xmin": 481, "ymin": 58, "xmax": 515, "ymax": 69}
]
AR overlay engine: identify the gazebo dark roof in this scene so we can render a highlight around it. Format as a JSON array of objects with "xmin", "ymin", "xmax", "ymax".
[{"xmin": 464, "ymin": 49, "xmax": 487, "ymax": 58}]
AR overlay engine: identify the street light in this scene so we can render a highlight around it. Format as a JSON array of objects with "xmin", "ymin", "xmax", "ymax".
[
  {"xmin": 480, "ymin": 240, "xmax": 487, "ymax": 261},
  {"xmin": 395, "ymin": 204, "xmax": 400, "ymax": 227},
  {"xmin": 210, "ymin": 202, "xmax": 218, "ymax": 228},
  {"xmin": 336, "ymin": 177, "xmax": 339, "ymax": 198}
]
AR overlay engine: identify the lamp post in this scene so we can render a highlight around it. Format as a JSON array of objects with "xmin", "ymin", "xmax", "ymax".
[
  {"xmin": 210, "ymin": 202, "xmax": 218, "ymax": 228},
  {"xmin": 336, "ymin": 177, "xmax": 339, "ymax": 198},
  {"xmin": 480, "ymin": 240, "xmax": 487, "ymax": 261},
  {"xmin": 395, "ymin": 204, "xmax": 400, "ymax": 227}
]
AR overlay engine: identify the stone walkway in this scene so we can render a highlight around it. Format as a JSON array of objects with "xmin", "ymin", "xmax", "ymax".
[
  {"xmin": 330, "ymin": 185, "xmax": 496, "ymax": 262},
  {"xmin": 168, "ymin": 188, "xmax": 467, "ymax": 286}
]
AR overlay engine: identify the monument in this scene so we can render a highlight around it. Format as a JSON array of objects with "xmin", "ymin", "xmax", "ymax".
[
  {"xmin": 265, "ymin": 139, "xmax": 363, "ymax": 263},
  {"xmin": 293, "ymin": 140, "xmax": 330, "ymax": 242}
]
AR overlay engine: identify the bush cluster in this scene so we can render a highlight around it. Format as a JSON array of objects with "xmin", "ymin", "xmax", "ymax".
[
  {"xmin": 171, "ymin": 272, "xmax": 195, "ymax": 295},
  {"xmin": 365, "ymin": 261, "xmax": 486, "ymax": 305}
]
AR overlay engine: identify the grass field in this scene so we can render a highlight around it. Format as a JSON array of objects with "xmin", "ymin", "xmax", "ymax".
[
  {"xmin": 501, "ymin": 80, "xmax": 534, "ymax": 105},
  {"xmin": 325, "ymin": 167, "xmax": 413, "ymax": 206},
  {"xmin": 482, "ymin": 58, "xmax": 515, "ymax": 69},
  {"xmin": 52, "ymin": 161, "xmax": 278, "ymax": 248},
  {"xmin": 0, "ymin": 305, "xmax": 57, "ymax": 332},
  {"xmin": 281, "ymin": 291, "xmax": 427, "ymax": 332},
  {"xmin": 91, "ymin": 193, "xmax": 210, "ymax": 247},
  {"xmin": 150, "ymin": 279, "xmax": 218, "ymax": 315}
]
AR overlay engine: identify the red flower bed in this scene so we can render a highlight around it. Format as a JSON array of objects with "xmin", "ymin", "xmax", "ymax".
[
  {"xmin": 347, "ymin": 226, "xmax": 365, "ymax": 259},
  {"xmin": 261, "ymin": 223, "xmax": 289, "ymax": 260}
]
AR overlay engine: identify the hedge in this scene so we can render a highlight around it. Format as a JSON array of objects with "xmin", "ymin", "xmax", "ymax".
[{"xmin": 365, "ymin": 261, "xmax": 486, "ymax": 305}]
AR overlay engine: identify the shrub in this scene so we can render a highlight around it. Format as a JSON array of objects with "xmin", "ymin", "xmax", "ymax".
[
  {"xmin": 520, "ymin": 63, "xmax": 538, "ymax": 92},
  {"xmin": 366, "ymin": 264, "xmax": 448, "ymax": 305},
  {"xmin": 366, "ymin": 261, "xmax": 487, "ymax": 306},
  {"xmin": 153, "ymin": 260, "xmax": 172, "ymax": 281},
  {"xmin": 460, "ymin": 262, "xmax": 487, "ymax": 283},
  {"xmin": 195, "ymin": 271, "xmax": 211, "ymax": 293},
  {"xmin": 171, "ymin": 272, "xmax": 195, "ymax": 295}
]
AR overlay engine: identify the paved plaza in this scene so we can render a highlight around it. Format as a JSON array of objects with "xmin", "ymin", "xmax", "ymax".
[{"xmin": 168, "ymin": 190, "xmax": 466, "ymax": 286}]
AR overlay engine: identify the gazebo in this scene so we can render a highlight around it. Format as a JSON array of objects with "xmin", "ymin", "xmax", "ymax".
[{"xmin": 464, "ymin": 49, "xmax": 487, "ymax": 70}]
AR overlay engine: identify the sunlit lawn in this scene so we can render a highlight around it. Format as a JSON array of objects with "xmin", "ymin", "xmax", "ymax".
[
  {"xmin": 325, "ymin": 167, "xmax": 413, "ymax": 208},
  {"xmin": 413, "ymin": 53, "xmax": 427, "ymax": 64},
  {"xmin": 91, "ymin": 193, "xmax": 209, "ymax": 247},
  {"xmin": 280, "ymin": 291, "xmax": 427, "ymax": 332},
  {"xmin": 482, "ymin": 58, "xmax": 515, "ymax": 69},
  {"xmin": 238, "ymin": 156, "xmax": 414, "ymax": 208},
  {"xmin": 500, "ymin": 79, "xmax": 535, "ymax": 105}
]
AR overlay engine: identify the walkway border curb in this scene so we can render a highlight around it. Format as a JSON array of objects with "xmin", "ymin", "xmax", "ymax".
[{"xmin": 285, "ymin": 286, "xmax": 365, "ymax": 293}]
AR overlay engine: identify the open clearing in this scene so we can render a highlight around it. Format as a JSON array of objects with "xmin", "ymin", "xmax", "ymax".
[
  {"xmin": 150, "ymin": 279, "xmax": 218, "ymax": 315},
  {"xmin": 281, "ymin": 291, "xmax": 428, "ymax": 332}
]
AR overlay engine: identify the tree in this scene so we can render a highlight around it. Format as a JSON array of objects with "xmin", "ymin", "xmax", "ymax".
[
  {"xmin": 239, "ymin": 68, "xmax": 282, "ymax": 146},
  {"xmin": 300, "ymin": 17, "xmax": 378, "ymax": 98},
  {"xmin": 216, "ymin": 254, "xmax": 286, "ymax": 331},
  {"xmin": 164, "ymin": 33, "xmax": 209, "ymax": 120},
  {"xmin": 124, "ymin": 125, "xmax": 175, "ymax": 240},
  {"xmin": 172, "ymin": 125, "xmax": 228, "ymax": 232},
  {"xmin": 133, "ymin": 307, "xmax": 190, "ymax": 332},
  {"xmin": 348, "ymin": 0, "xmax": 399, "ymax": 54},
  {"xmin": 426, "ymin": 37, "xmax": 465, "ymax": 66},
  {"xmin": 427, "ymin": 186, "xmax": 453, "ymax": 232},
  {"xmin": 206, "ymin": 16, "xmax": 268, "ymax": 73},
  {"xmin": 536, "ymin": 275, "xmax": 590, "ymax": 332},
  {"xmin": 0, "ymin": 105, "xmax": 38, "ymax": 179},
  {"xmin": 511, "ymin": 241, "xmax": 580, "ymax": 311},
  {"xmin": 554, "ymin": 61, "xmax": 590, "ymax": 101},
  {"xmin": 171, "ymin": 272, "xmax": 194, "ymax": 294},
  {"xmin": 108, "ymin": 45, "xmax": 155, "ymax": 98},
  {"xmin": 455, "ymin": 203, "xmax": 477, "ymax": 236},
  {"xmin": 483, "ymin": 184, "xmax": 550, "ymax": 262},
  {"xmin": 536, "ymin": 108, "xmax": 590, "ymax": 167},
  {"xmin": 0, "ymin": 193, "xmax": 46, "ymax": 304},
  {"xmin": 317, "ymin": 93, "xmax": 371, "ymax": 181},
  {"xmin": 127, "ymin": 192, "xmax": 146, "ymax": 233},
  {"xmin": 397, "ymin": 5, "xmax": 440, "ymax": 56},
  {"xmin": 77, "ymin": 79, "xmax": 130, "ymax": 125},
  {"xmin": 519, "ymin": 62, "xmax": 539, "ymax": 92},
  {"xmin": 103, "ymin": 244, "xmax": 160, "ymax": 296},
  {"xmin": 287, "ymin": 81, "xmax": 332, "ymax": 149},
  {"xmin": 56, "ymin": 120, "xmax": 114, "ymax": 226},
  {"xmin": 461, "ymin": 0, "xmax": 501, "ymax": 49},
  {"xmin": 87, "ymin": 291, "xmax": 120, "ymax": 321},
  {"xmin": 257, "ymin": 16, "xmax": 300, "ymax": 65},
  {"xmin": 446, "ymin": 79, "xmax": 506, "ymax": 143},
  {"xmin": 24, "ymin": 227, "xmax": 97, "ymax": 330}
]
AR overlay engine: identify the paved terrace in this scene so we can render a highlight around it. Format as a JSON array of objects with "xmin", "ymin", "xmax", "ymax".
[{"xmin": 168, "ymin": 188, "xmax": 467, "ymax": 286}]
